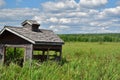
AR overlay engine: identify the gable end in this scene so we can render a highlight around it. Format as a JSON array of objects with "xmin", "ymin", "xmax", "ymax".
[{"xmin": 0, "ymin": 27, "xmax": 35, "ymax": 44}]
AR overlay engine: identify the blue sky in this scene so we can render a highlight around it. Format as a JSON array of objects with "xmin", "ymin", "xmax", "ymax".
[{"xmin": 0, "ymin": 0, "xmax": 120, "ymax": 34}]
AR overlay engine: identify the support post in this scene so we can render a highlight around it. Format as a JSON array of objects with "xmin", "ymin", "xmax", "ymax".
[
  {"xmin": 59, "ymin": 46, "xmax": 62, "ymax": 61},
  {"xmin": 0, "ymin": 44, "xmax": 4, "ymax": 65},
  {"xmin": 25, "ymin": 44, "xmax": 33, "ymax": 64},
  {"xmin": 55, "ymin": 51, "xmax": 57, "ymax": 56},
  {"xmin": 59, "ymin": 49, "xmax": 62, "ymax": 61},
  {"xmin": 14, "ymin": 47, "xmax": 16, "ymax": 56},
  {"xmin": 47, "ymin": 49, "xmax": 49, "ymax": 61},
  {"xmin": 42, "ymin": 51, "xmax": 45, "ymax": 55},
  {"xmin": 3, "ymin": 47, "xmax": 6, "ymax": 64}
]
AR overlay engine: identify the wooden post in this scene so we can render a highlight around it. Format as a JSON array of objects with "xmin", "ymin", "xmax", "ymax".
[
  {"xmin": 25, "ymin": 44, "xmax": 33, "ymax": 64},
  {"xmin": 55, "ymin": 51, "xmax": 57, "ymax": 56},
  {"xmin": 59, "ymin": 50, "xmax": 62, "ymax": 61},
  {"xmin": 24, "ymin": 47, "xmax": 26, "ymax": 63},
  {"xmin": 47, "ymin": 49, "xmax": 49, "ymax": 61},
  {"xmin": 14, "ymin": 47, "xmax": 16, "ymax": 56},
  {"xmin": 0, "ymin": 44, "xmax": 4, "ymax": 64},
  {"xmin": 42, "ymin": 51, "xmax": 45, "ymax": 55},
  {"xmin": 3, "ymin": 46, "xmax": 6, "ymax": 64}
]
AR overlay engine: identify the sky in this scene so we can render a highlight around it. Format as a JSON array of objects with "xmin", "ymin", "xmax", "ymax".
[{"xmin": 0, "ymin": 0, "xmax": 120, "ymax": 34}]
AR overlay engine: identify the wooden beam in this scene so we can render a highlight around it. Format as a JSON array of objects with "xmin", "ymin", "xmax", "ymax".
[
  {"xmin": 42, "ymin": 51, "xmax": 45, "ymax": 55},
  {"xmin": 0, "ymin": 45, "xmax": 4, "ymax": 64},
  {"xmin": 33, "ymin": 45, "xmax": 62, "ymax": 51},
  {"xmin": 5, "ymin": 44, "xmax": 26, "ymax": 48},
  {"xmin": 3, "ymin": 46, "xmax": 6, "ymax": 64},
  {"xmin": 24, "ymin": 47, "xmax": 26, "ymax": 63},
  {"xmin": 47, "ymin": 49, "xmax": 49, "ymax": 61},
  {"xmin": 14, "ymin": 47, "xmax": 16, "ymax": 55},
  {"xmin": 25, "ymin": 44, "xmax": 33, "ymax": 62},
  {"xmin": 59, "ymin": 49, "xmax": 62, "ymax": 61}
]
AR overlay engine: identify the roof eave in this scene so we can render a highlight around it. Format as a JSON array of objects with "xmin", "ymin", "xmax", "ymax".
[{"xmin": 35, "ymin": 41, "xmax": 64, "ymax": 45}]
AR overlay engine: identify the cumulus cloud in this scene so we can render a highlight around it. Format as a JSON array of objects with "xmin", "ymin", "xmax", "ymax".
[
  {"xmin": 47, "ymin": 17, "xmax": 58, "ymax": 23},
  {"xmin": 0, "ymin": 0, "xmax": 5, "ymax": 7},
  {"xmin": 0, "ymin": 8, "xmax": 39, "ymax": 20},
  {"xmin": 0, "ymin": 8, "xmax": 40, "ymax": 28},
  {"xmin": 49, "ymin": 25, "xmax": 69, "ymax": 32},
  {"xmin": 80, "ymin": 0, "xmax": 108, "ymax": 8},
  {"xmin": 33, "ymin": 0, "xmax": 120, "ymax": 33},
  {"xmin": 41, "ymin": 0, "xmax": 78, "ymax": 12},
  {"xmin": 0, "ymin": 0, "xmax": 120, "ymax": 33},
  {"xmin": 100, "ymin": 6, "xmax": 120, "ymax": 17}
]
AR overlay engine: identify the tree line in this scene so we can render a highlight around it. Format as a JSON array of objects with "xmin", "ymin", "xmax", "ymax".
[{"xmin": 59, "ymin": 33, "xmax": 120, "ymax": 42}]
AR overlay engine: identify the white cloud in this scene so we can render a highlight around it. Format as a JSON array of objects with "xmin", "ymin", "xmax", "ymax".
[
  {"xmin": 42, "ymin": 1, "xmax": 64, "ymax": 11},
  {"xmin": 69, "ymin": 12, "xmax": 88, "ymax": 17},
  {"xmin": 100, "ymin": 6, "xmax": 120, "ymax": 17},
  {"xmin": 49, "ymin": 25, "xmax": 69, "ymax": 29},
  {"xmin": 42, "ymin": 0, "xmax": 78, "ymax": 11},
  {"xmin": 0, "ymin": 8, "xmax": 40, "ymax": 28},
  {"xmin": 0, "ymin": 0, "xmax": 5, "ymax": 7},
  {"xmin": 49, "ymin": 25, "xmax": 69, "ymax": 32},
  {"xmin": 46, "ymin": 17, "xmax": 72, "ymax": 24},
  {"xmin": 80, "ymin": 0, "xmax": 108, "ymax": 8},
  {"xmin": 47, "ymin": 17, "xmax": 58, "ymax": 23},
  {"xmin": 59, "ymin": 18, "xmax": 71, "ymax": 24},
  {"xmin": 33, "ymin": 0, "xmax": 120, "ymax": 33},
  {"xmin": 0, "ymin": 8, "xmax": 40, "ymax": 20},
  {"xmin": 0, "ymin": 0, "xmax": 120, "ymax": 33}
]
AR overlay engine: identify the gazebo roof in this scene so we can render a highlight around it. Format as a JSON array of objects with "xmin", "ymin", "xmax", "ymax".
[{"xmin": 0, "ymin": 26, "xmax": 64, "ymax": 45}]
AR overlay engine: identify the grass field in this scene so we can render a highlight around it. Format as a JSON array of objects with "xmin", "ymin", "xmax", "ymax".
[{"xmin": 0, "ymin": 42, "xmax": 120, "ymax": 80}]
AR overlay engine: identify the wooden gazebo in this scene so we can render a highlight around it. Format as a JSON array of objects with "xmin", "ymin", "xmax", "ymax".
[{"xmin": 0, "ymin": 20, "xmax": 64, "ymax": 64}]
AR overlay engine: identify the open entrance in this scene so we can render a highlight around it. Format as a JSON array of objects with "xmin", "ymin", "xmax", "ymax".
[
  {"xmin": 33, "ymin": 50, "xmax": 61, "ymax": 62},
  {"xmin": 5, "ymin": 47, "xmax": 25, "ymax": 66}
]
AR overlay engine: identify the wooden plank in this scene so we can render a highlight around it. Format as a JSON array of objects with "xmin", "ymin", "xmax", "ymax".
[
  {"xmin": 47, "ymin": 49, "xmax": 49, "ymax": 61},
  {"xmin": 14, "ymin": 47, "xmax": 16, "ymax": 55},
  {"xmin": 0, "ymin": 30, "xmax": 31, "ymax": 44},
  {"xmin": 42, "ymin": 51, "xmax": 45, "ymax": 55},
  {"xmin": 25, "ymin": 44, "xmax": 33, "ymax": 63},
  {"xmin": 24, "ymin": 47, "xmax": 26, "ymax": 63},
  {"xmin": 0, "ymin": 44, "xmax": 4, "ymax": 64},
  {"xmin": 5, "ymin": 44, "xmax": 26, "ymax": 48},
  {"xmin": 59, "ymin": 49, "xmax": 62, "ymax": 61},
  {"xmin": 33, "ymin": 45, "xmax": 62, "ymax": 51},
  {"xmin": 3, "ymin": 46, "xmax": 6, "ymax": 64}
]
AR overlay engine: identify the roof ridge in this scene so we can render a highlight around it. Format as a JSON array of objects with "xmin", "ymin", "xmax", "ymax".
[
  {"xmin": 5, "ymin": 26, "xmax": 52, "ymax": 31},
  {"xmin": 4, "ymin": 26, "xmax": 22, "ymax": 28}
]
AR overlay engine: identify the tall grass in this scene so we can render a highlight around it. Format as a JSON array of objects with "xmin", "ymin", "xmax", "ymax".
[{"xmin": 0, "ymin": 42, "xmax": 120, "ymax": 80}]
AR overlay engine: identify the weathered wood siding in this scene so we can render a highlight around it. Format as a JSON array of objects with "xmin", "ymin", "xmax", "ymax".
[
  {"xmin": 23, "ymin": 23, "xmax": 39, "ymax": 31},
  {"xmin": 25, "ymin": 44, "xmax": 33, "ymax": 62},
  {"xmin": 0, "ymin": 30, "xmax": 30, "ymax": 44},
  {"xmin": 23, "ymin": 24, "xmax": 32, "ymax": 30}
]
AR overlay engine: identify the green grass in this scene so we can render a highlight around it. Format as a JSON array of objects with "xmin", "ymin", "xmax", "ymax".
[{"xmin": 0, "ymin": 42, "xmax": 120, "ymax": 80}]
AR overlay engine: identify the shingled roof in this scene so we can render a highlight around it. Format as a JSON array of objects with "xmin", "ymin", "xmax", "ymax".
[{"xmin": 0, "ymin": 20, "xmax": 64, "ymax": 45}]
